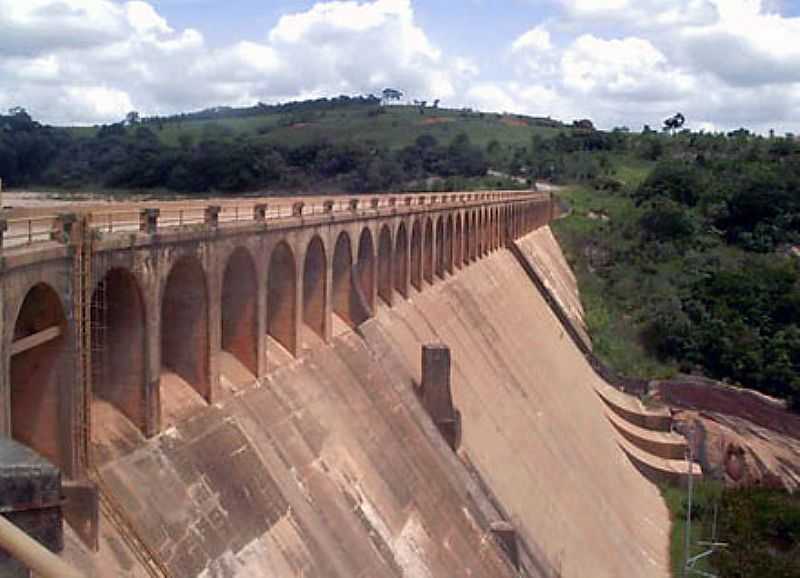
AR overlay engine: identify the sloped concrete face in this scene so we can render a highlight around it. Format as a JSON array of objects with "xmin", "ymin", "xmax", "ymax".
[
  {"xmin": 364, "ymin": 244, "xmax": 671, "ymax": 578},
  {"xmin": 92, "ymin": 329, "xmax": 518, "ymax": 578}
]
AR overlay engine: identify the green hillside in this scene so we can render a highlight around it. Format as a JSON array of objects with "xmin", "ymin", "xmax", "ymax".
[{"xmin": 69, "ymin": 104, "xmax": 562, "ymax": 150}]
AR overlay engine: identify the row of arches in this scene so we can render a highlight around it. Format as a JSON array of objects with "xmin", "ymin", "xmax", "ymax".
[{"xmin": 6, "ymin": 200, "xmax": 547, "ymax": 473}]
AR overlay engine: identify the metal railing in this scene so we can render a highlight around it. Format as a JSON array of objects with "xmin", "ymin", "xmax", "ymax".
[
  {"xmin": 0, "ymin": 191, "xmax": 546, "ymax": 250},
  {"xmin": 2, "ymin": 215, "xmax": 60, "ymax": 247}
]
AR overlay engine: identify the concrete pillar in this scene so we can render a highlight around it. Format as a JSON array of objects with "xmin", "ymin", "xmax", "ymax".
[
  {"xmin": 204, "ymin": 205, "xmax": 221, "ymax": 228},
  {"xmin": 51, "ymin": 214, "xmax": 76, "ymax": 244},
  {"xmin": 207, "ymin": 248, "xmax": 222, "ymax": 403},
  {"xmin": 490, "ymin": 521, "xmax": 519, "ymax": 569},
  {"xmin": 254, "ymin": 204, "xmax": 267, "ymax": 222},
  {"xmin": 139, "ymin": 208, "xmax": 159, "ymax": 234},
  {"xmin": 420, "ymin": 344, "xmax": 461, "ymax": 451},
  {"xmin": 144, "ymin": 260, "xmax": 162, "ymax": 437},
  {"xmin": 323, "ymin": 234, "xmax": 334, "ymax": 343}
]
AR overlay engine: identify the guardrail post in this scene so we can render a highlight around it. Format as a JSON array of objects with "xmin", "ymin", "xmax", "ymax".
[
  {"xmin": 52, "ymin": 213, "xmax": 77, "ymax": 244},
  {"xmin": 460, "ymin": 194, "xmax": 467, "ymax": 203},
  {"xmin": 254, "ymin": 204, "xmax": 267, "ymax": 222},
  {"xmin": 0, "ymin": 219, "xmax": 6, "ymax": 249},
  {"xmin": 371, "ymin": 197, "xmax": 380, "ymax": 209},
  {"xmin": 323, "ymin": 200, "xmax": 334, "ymax": 215},
  {"xmin": 292, "ymin": 202, "xmax": 305, "ymax": 217},
  {"xmin": 205, "ymin": 205, "xmax": 221, "ymax": 228},
  {"xmin": 139, "ymin": 208, "xmax": 159, "ymax": 234},
  {"xmin": 348, "ymin": 199, "xmax": 359, "ymax": 212},
  {"xmin": 404, "ymin": 197, "xmax": 413, "ymax": 207},
  {"xmin": 419, "ymin": 196, "xmax": 426, "ymax": 206}
]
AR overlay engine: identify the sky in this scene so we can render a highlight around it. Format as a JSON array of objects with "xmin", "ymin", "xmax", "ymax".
[{"xmin": 2, "ymin": 0, "xmax": 800, "ymax": 133}]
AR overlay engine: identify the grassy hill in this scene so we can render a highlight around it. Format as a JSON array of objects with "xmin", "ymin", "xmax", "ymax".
[{"xmin": 69, "ymin": 104, "xmax": 563, "ymax": 150}]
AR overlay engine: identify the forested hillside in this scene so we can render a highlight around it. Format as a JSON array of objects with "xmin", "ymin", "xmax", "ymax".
[
  {"xmin": 0, "ymin": 98, "xmax": 564, "ymax": 194},
  {"xmin": 551, "ymin": 128, "xmax": 800, "ymax": 410}
]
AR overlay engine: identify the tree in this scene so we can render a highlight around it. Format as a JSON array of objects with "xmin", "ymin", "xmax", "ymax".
[
  {"xmin": 125, "ymin": 111, "xmax": 140, "ymax": 126},
  {"xmin": 663, "ymin": 112, "xmax": 686, "ymax": 133},
  {"xmin": 381, "ymin": 88, "xmax": 403, "ymax": 104}
]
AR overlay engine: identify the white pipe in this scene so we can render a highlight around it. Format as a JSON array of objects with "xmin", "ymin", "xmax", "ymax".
[{"xmin": 0, "ymin": 515, "xmax": 85, "ymax": 578}]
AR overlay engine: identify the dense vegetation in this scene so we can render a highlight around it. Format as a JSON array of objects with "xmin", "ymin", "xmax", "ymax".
[
  {"xmin": 663, "ymin": 483, "xmax": 800, "ymax": 578},
  {"xmin": 1, "ymin": 99, "xmax": 567, "ymax": 195},
  {"xmin": 552, "ymin": 129, "xmax": 800, "ymax": 410}
]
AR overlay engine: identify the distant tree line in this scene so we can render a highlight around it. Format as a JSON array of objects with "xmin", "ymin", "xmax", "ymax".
[{"xmin": 0, "ymin": 107, "xmax": 488, "ymax": 194}]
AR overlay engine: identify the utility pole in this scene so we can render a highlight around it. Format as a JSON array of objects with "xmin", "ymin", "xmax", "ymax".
[{"xmin": 683, "ymin": 435, "xmax": 727, "ymax": 578}]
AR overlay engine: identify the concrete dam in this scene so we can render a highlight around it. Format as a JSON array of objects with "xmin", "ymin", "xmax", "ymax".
[{"xmin": 0, "ymin": 191, "xmax": 689, "ymax": 577}]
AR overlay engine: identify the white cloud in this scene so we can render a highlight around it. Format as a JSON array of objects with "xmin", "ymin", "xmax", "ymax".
[
  {"xmin": 480, "ymin": 0, "xmax": 800, "ymax": 132},
  {"xmin": 512, "ymin": 26, "xmax": 553, "ymax": 53},
  {"xmin": 0, "ymin": 0, "xmax": 461, "ymax": 124}
]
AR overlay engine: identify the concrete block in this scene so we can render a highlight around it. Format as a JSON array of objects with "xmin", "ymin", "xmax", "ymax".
[
  {"xmin": 0, "ymin": 439, "xmax": 64, "ymax": 576},
  {"xmin": 490, "ymin": 521, "xmax": 519, "ymax": 570},
  {"xmin": 421, "ymin": 344, "xmax": 461, "ymax": 451}
]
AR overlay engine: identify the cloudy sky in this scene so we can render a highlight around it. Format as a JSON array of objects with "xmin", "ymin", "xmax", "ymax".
[{"xmin": 2, "ymin": 0, "xmax": 800, "ymax": 132}]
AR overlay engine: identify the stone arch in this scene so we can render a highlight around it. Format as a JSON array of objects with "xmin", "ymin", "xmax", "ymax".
[
  {"xmin": 446, "ymin": 214, "xmax": 454, "ymax": 273},
  {"xmin": 267, "ymin": 242, "xmax": 297, "ymax": 355},
  {"xmin": 222, "ymin": 247, "xmax": 258, "ymax": 376},
  {"xmin": 474, "ymin": 211, "xmax": 480, "ymax": 259},
  {"xmin": 91, "ymin": 268, "xmax": 147, "ymax": 437},
  {"xmin": 378, "ymin": 225, "xmax": 393, "ymax": 305},
  {"xmin": 333, "ymin": 232, "xmax": 358, "ymax": 328},
  {"xmin": 394, "ymin": 222, "xmax": 408, "ymax": 298},
  {"xmin": 411, "ymin": 220, "xmax": 423, "ymax": 291},
  {"xmin": 357, "ymin": 228, "xmax": 375, "ymax": 315},
  {"xmin": 161, "ymin": 256, "xmax": 210, "ymax": 401},
  {"xmin": 10, "ymin": 283, "xmax": 69, "ymax": 470},
  {"xmin": 483, "ymin": 208, "xmax": 490, "ymax": 255},
  {"xmin": 461, "ymin": 213, "xmax": 472, "ymax": 265},
  {"xmin": 424, "ymin": 218, "xmax": 434, "ymax": 284},
  {"xmin": 492, "ymin": 207, "xmax": 498, "ymax": 251},
  {"xmin": 303, "ymin": 236, "xmax": 327, "ymax": 339},
  {"xmin": 455, "ymin": 214, "xmax": 463, "ymax": 269},
  {"xmin": 435, "ymin": 216, "xmax": 445, "ymax": 279}
]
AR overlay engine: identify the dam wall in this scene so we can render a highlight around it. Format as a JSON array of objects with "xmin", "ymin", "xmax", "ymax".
[
  {"xmin": 365, "ymin": 238, "xmax": 672, "ymax": 578},
  {"xmin": 2, "ymin": 193, "xmax": 680, "ymax": 578}
]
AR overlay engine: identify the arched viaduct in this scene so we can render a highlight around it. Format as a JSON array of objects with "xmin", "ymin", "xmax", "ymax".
[{"xmin": 0, "ymin": 191, "xmax": 553, "ymax": 480}]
